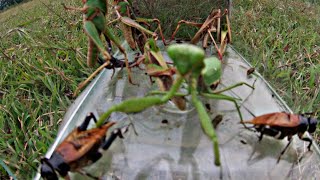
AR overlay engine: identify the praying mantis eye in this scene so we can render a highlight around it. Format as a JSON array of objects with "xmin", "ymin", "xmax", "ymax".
[{"xmin": 202, "ymin": 57, "xmax": 222, "ymax": 87}]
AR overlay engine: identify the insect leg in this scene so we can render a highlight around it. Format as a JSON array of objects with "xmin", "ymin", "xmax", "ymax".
[
  {"xmin": 78, "ymin": 113, "xmax": 97, "ymax": 131},
  {"xmin": 277, "ymin": 137, "xmax": 293, "ymax": 163},
  {"xmin": 201, "ymin": 92, "xmax": 244, "ymax": 123},
  {"xmin": 258, "ymin": 132, "xmax": 264, "ymax": 141},
  {"xmin": 101, "ymin": 126, "xmax": 130, "ymax": 150},
  {"xmin": 297, "ymin": 131, "xmax": 313, "ymax": 151},
  {"xmin": 103, "ymin": 34, "xmax": 113, "ymax": 53},
  {"xmin": 40, "ymin": 158, "xmax": 59, "ymax": 180},
  {"xmin": 301, "ymin": 137, "xmax": 313, "ymax": 150}
]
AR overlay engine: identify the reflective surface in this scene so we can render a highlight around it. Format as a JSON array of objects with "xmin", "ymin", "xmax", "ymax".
[{"xmin": 35, "ymin": 43, "xmax": 320, "ymax": 180}]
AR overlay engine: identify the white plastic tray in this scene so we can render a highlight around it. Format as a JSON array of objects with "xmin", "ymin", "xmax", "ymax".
[{"xmin": 35, "ymin": 43, "xmax": 320, "ymax": 180}]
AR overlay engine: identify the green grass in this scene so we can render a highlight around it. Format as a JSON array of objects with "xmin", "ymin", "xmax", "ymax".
[
  {"xmin": 0, "ymin": 0, "xmax": 91, "ymax": 178},
  {"xmin": 231, "ymin": 0, "xmax": 319, "ymax": 136},
  {"xmin": 0, "ymin": 0, "xmax": 319, "ymax": 179}
]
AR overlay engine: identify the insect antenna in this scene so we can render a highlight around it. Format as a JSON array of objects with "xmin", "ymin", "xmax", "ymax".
[{"xmin": 239, "ymin": 125, "xmax": 256, "ymax": 132}]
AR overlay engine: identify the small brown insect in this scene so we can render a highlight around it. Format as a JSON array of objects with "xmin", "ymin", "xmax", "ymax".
[
  {"xmin": 243, "ymin": 112, "xmax": 318, "ymax": 162},
  {"xmin": 40, "ymin": 113, "xmax": 129, "ymax": 180},
  {"xmin": 212, "ymin": 114, "xmax": 223, "ymax": 129},
  {"xmin": 240, "ymin": 140, "xmax": 247, "ymax": 144},
  {"xmin": 246, "ymin": 67, "xmax": 255, "ymax": 76},
  {"xmin": 205, "ymin": 103, "xmax": 211, "ymax": 111},
  {"xmin": 161, "ymin": 119, "xmax": 169, "ymax": 124}
]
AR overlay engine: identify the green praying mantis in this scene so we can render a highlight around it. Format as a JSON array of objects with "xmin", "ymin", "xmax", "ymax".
[
  {"xmin": 95, "ymin": 44, "xmax": 254, "ymax": 166},
  {"xmin": 63, "ymin": 0, "xmax": 134, "ymax": 93},
  {"xmin": 63, "ymin": 0, "xmax": 125, "ymax": 68},
  {"xmin": 131, "ymin": 38, "xmax": 186, "ymax": 110},
  {"xmin": 64, "ymin": 0, "xmax": 232, "ymax": 98}
]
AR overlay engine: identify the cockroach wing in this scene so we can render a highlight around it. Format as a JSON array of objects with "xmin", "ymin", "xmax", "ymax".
[
  {"xmin": 243, "ymin": 112, "xmax": 300, "ymax": 127},
  {"xmin": 55, "ymin": 123, "xmax": 114, "ymax": 164}
]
